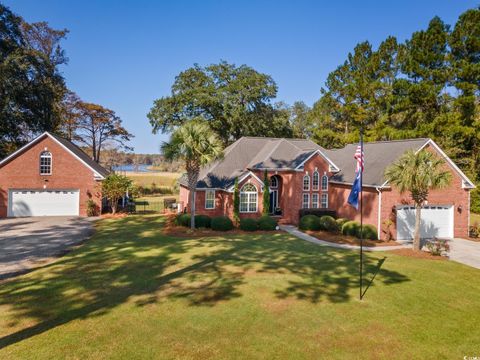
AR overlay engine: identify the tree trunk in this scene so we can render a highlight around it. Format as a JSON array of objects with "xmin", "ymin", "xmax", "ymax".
[
  {"xmin": 189, "ymin": 187, "xmax": 196, "ymax": 229},
  {"xmin": 186, "ymin": 162, "xmax": 200, "ymax": 230},
  {"xmin": 413, "ymin": 203, "xmax": 422, "ymax": 251}
]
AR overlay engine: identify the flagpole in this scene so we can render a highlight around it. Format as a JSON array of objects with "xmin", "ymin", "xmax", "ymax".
[{"xmin": 359, "ymin": 128, "xmax": 364, "ymax": 300}]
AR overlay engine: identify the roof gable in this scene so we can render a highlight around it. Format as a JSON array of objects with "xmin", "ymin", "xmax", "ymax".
[{"xmin": 0, "ymin": 132, "xmax": 109, "ymax": 179}]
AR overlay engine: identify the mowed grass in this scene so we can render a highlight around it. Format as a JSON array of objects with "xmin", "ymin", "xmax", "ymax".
[
  {"xmin": 471, "ymin": 212, "xmax": 480, "ymax": 225},
  {"xmin": 126, "ymin": 171, "xmax": 181, "ymax": 189},
  {"xmin": 135, "ymin": 195, "xmax": 179, "ymax": 213},
  {"xmin": 0, "ymin": 216, "xmax": 479, "ymax": 359}
]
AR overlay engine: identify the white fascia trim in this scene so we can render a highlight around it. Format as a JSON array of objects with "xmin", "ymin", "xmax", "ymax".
[
  {"xmin": 418, "ymin": 139, "xmax": 475, "ymax": 189},
  {"xmin": 227, "ymin": 171, "xmax": 264, "ymax": 192},
  {"xmin": 47, "ymin": 133, "xmax": 105, "ymax": 180},
  {"xmin": 295, "ymin": 149, "xmax": 340, "ymax": 172},
  {"xmin": 380, "ymin": 139, "xmax": 476, "ymax": 190},
  {"xmin": 328, "ymin": 180, "xmax": 389, "ymax": 189},
  {"xmin": 0, "ymin": 132, "xmax": 48, "ymax": 166},
  {"xmin": 0, "ymin": 132, "xmax": 106, "ymax": 180}
]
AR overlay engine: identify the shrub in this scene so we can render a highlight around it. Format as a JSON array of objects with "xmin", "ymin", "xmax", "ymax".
[
  {"xmin": 211, "ymin": 216, "xmax": 234, "ymax": 231},
  {"xmin": 240, "ymin": 218, "xmax": 258, "ymax": 231},
  {"xmin": 258, "ymin": 216, "xmax": 278, "ymax": 231},
  {"xmin": 299, "ymin": 215, "xmax": 321, "ymax": 231},
  {"xmin": 299, "ymin": 209, "xmax": 336, "ymax": 219},
  {"xmin": 336, "ymin": 218, "xmax": 349, "ymax": 229},
  {"xmin": 319, "ymin": 215, "xmax": 338, "ymax": 232},
  {"xmin": 194, "ymin": 215, "xmax": 211, "ymax": 228},
  {"xmin": 176, "ymin": 213, "xmax": 191, "ymax": 227},
  {"xmin": 86, "ymin": 199, "xmax": 98, "ymax": 217},
  {"xmin": 342, "ymin": 221, "xmax": 360, "ymax": 236},
  {"xmin": 425, "ymin": 238, "xmax": 450, "ymax": 256},
  {"xmin": 469, "ymin": 225, "xmax": 480, "ymax": 238},
  {"xmin": 356, "ymin": 224, "xmax": 378, "ymax": 240}
]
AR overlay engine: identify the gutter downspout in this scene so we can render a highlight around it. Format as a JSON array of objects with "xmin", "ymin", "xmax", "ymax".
[{"xmin": 376, "ymin": 186, "xmax": 382, "ymax": 240}]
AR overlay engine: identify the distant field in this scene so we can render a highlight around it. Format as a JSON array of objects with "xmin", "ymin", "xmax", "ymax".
[{"xmin": 125, "ymin": 171, "xmax": 182, "ymax": 189}]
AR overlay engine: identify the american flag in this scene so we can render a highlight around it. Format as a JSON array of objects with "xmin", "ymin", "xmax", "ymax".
[{"xmin": 354, "ymin": 144, "xmax": 364, "ymax": 173}]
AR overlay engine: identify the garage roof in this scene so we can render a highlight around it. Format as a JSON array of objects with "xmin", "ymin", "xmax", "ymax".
[{"xmin": 0, "ymin": 132, "xmax": 109, "ymax": 179}]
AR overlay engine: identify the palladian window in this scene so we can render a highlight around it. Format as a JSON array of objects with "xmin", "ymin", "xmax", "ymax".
[{"xmin": 240, "ymin": 183, "xmax": 258, "ymax": 213}]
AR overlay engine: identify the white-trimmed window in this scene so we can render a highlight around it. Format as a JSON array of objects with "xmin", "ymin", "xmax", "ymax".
[
  {"xmin": 240, "ymin": 183, "xmax": 258, "ymax": 212},
  {"xmin": 205, "ymin": 190, "xmax": 215, "ymax": 209},
  {"xmin": 312, "ymin": 171, "xmax": 319, "ymax": 191},
  {"xmin": 302, "ymin": 193, "xmax": 310, "ymax": 209},
  {"xmin": 40, "ymin": 151, "xmax": 52, "ymax": 175},
  {"xmin": 321, "ymin": 193, "xmax": 328, "ymax": 208},
  {"xmin": 270, "ymin": 176, "xmax": 278, "ymax": 188},
  {"xmin": 321, "ymin": 175, "xmax": 328, "ymax": 191},
  {"xmin": 303, "ymin": 174, "xmax": 310, "ymax": 191},
  {"xmin": 312, "ymin": 193, "xmax": 319, "ymax": 208}
]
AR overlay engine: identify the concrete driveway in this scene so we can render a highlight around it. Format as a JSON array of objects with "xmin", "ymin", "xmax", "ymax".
[
  {"xmin": 449, "ymin": 238, "xmax": 480, "ymax": 269},
  {"xmin": 0, "ymin": 217, "xmax": 95, "ymax": 279}
]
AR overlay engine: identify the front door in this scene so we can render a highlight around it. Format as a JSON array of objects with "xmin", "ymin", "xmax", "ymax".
[{"xmin": 269, "ymin": 190, "xmax": 278, "ymax": 214}]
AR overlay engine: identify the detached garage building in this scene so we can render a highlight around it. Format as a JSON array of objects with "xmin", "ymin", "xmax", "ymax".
[{"xmin": 0, "ymin": 132, "xmax": 108, "ymax": 217}]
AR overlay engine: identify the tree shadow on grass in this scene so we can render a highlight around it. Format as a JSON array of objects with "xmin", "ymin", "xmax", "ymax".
[{"xmin": 0, "ymin": 216, "xmax": 409, "ymax": 349}]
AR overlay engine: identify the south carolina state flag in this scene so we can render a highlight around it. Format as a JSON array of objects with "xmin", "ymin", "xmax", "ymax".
[
  {"xmin": 347, "ymin": 171, "xmax": 361, "ymax": 209},
  {"xmin": 347, "ymin": 144, "xmax": 364, "ymax": 210}
]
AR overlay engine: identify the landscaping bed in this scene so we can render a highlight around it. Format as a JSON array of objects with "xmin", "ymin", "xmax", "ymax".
[{"xmin": 305, "ymin": 230, "xmax": 401, "ymax": 247}]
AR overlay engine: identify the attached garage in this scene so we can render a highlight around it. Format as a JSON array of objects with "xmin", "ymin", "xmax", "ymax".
[
  {"xmin": 396, "ymin": 205, "xmax": 454, "ymax": 240},
  {"xmin": 8, "ymin": 190, "xmax": 80, "ymax": 217}
]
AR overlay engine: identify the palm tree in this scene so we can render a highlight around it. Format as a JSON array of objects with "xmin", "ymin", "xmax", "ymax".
[
  {"xmin": 385, "ymin": 149, "xmax": 452, "ymax": 251},
  {"xmin": 161, "ymin": 121, "xmax": 223, "ymax": 229}
]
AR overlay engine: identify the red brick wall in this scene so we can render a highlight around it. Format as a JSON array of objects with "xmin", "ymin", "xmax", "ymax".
[
  {"xmin": 179, "ymin": 145, "xmax": 471, "ymax": 239},
  {"xmin": 179, "ymin": 152, "xmax": 336, "ymax": 224},
  {"xmin": 0, "ymin": 136, "xmax": 103, "ymax": 217},
  {"xmin": 378, "ymin": 145, "xmax": 470, "ymax": 239}
]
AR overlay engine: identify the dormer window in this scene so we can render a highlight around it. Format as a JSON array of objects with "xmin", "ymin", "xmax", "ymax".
[{"xmin": 40, "ymin": 151, "xmax": 52, "ymax": 175}]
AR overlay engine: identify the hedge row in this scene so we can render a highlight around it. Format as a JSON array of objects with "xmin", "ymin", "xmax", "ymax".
[
  {"xmin": 176, "ymin": 214, "xmax": 277, "ymax": 231},
  {"xmin": 299, "ymin": 215, "xmax": 378, "ymax": 240}
]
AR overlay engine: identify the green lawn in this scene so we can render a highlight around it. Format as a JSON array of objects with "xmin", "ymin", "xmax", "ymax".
[
  {"xmin": 134, "ymin": 195, "xmax": 179, "ymax": 213},
  {"xmin": 126, "ymin": 171, "xmax": 181, "ymax": 189},
  {"xmin": 0, "ymin": 216, "xmax": 479, "ymax": 359},
  {"xmin": 471, "ymin": 212, "xmax": 480, "ymax": 225}
]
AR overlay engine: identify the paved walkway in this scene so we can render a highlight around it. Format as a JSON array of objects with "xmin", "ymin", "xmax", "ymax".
[
  {"xmin": 281, "ymin": 225, "xmax": 480, "ymax": 269},
  {"xmin": 279, "ymin": 225, "xmax": 411, "ymax": 252},
  {"xmin": 449, "ymin": 238, "xmax": 480, "ymax": 269},
  {"xmin": 0, "ymin": 217, "xmax": 96, "ymax": 279}
]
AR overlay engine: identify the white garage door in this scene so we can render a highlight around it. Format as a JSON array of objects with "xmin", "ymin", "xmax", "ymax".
[
  {"xmin": 8, "ymin": 190, "xmax": 80, "ymax": 217},
  {"xmin": 396, "ymin": 205, "xmax": 453, "ymax": 240}
]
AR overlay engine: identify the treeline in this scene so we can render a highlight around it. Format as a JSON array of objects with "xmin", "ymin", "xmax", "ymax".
[
  {"xmin": 149, "ymin": 7, "xmax": 479, "ymax": 211},
  {"xmin": 0, "ymin": 3, "xmax": 132, "ymax": 162},
  {"xmin": 99, "ymin": 148, "xmax": 183, "ymax": 172},
  {"xmin": 303, "ymin": 7, "xmax": 480, "ymax": 211}
]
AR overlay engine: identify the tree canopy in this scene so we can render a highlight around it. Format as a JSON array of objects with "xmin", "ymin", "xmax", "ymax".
[{"xmin": 148, "ymin": 61, "xmax": 292, "ymax": 146}]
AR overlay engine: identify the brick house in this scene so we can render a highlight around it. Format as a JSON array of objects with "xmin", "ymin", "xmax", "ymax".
[
  {"xmin": 179, "ymin": 137, "xmax": 475, "ymax": 240},
  {"xmin": 0, "ymin": 132, "xmax": 108, "ymax": 217}
]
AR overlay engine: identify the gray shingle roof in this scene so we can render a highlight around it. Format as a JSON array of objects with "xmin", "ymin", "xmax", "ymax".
[
  {"xmin": 0, "ymin": 132, "xmax": 109, "ymax": 178},
  {"xmin": 180, "ymin": 136, "xmax": 431, "ymax": 189},
  {"xmin": 326, "ymin": 138, "xmax": 429, "ymax": 186},
  {"xmin": 49, "ymin": 133, "xmax": 110, "ymax": 178}
]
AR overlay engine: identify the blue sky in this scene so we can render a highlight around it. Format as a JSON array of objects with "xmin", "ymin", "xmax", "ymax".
[{"xmin": 5, "ymin": 0, "xmax": 478, "ymax": 153}]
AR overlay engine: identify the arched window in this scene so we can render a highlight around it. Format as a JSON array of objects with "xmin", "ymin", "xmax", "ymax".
[
  {"xmin": 270, "ymin": 176, "xmax": 278, "ymax": 188},
  {"xmin": 312, "ymin": 171, "xmax": 319, "ymax": 190},
  {"xmin": 303, "ymin": 174, "xmax": 310, "ymax": 191},
  {"xmin": 40, "ymin": 151, "xmax": 52, "ymax": 175},
  {"xmin": 240, "ymin": 183, "xmax": 257, "ymax": 212},
  {"xmin": 321, "ymin": 175, "xmax": 328, "ymax": 191}
]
